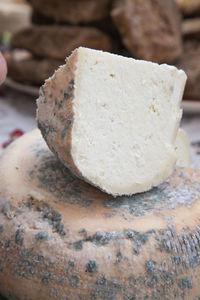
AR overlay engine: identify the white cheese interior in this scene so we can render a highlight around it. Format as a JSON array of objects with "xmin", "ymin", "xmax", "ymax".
[{"xmin": 71, "ymin": 47, "xmax": 186, "ymax": 196}]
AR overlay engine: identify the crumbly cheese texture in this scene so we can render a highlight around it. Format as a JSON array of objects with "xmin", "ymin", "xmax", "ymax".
[
  {"xmin": 37, "ymin": 47, "xmax": 187, "ymax": 196},
  {"xmin": 72, "ymin": 48, "xmax": 186, "ymax": 195},
  {"xmin": 175, "ymin": 128, "xmax": 191, "ymax": 167}
]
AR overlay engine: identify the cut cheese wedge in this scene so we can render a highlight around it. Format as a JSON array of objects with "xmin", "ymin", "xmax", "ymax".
[
  {"xmin": 37, "ymin": 47, "xmax": 187, "ymax": 196},
  {"xmin": 175, "ymin": 128, "xmax": 191, "ymax": 167},
  {"xmin": 0, "ymin": 129, "xmax": 200, "ymax": 300}
]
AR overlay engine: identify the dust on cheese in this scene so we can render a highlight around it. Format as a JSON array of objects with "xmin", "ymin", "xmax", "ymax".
[
  {"xmin": 175, "ymin": 128, "xmax": 191, "ymax": 167},
  {"xmin": 37, "ymin": 47, "xmax": 187, "ymax": 196}
]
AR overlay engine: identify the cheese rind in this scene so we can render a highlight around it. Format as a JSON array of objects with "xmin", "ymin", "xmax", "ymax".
[
  {"xmin": 37, "ymin": 47, "xmax": 187, "ymax": 196},
  {"xmin": 0, "ymin": 129, "xmax": 200, "ymax": 300}
]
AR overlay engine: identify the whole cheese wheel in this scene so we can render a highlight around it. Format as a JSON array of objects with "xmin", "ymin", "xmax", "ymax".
[
  {"xmin": 0, "ymin": 129, "xmax": 200, "ymax": 300},
  {"xmin": 0, "ymin": 2, "xmax": 31, "ymax": 35}
]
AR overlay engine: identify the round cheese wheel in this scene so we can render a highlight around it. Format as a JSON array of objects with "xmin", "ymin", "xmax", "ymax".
[
  {"xmin": 0, "ymin": 129, "xmax": 200, "ymax": 300},
  {"xmin": 0, "ymin": 2, "xmax": 31, "ymax": 35},
  {"xmin": 175, "ymin": 128, "xmax": 191, "ymax": 168}
]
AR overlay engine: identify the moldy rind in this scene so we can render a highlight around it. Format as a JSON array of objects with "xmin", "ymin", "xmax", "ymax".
[
  {"xmin": 37, "ymin": 49, "xmax": 84, "ymax": 184},
  {"xmin": 25, "ymin": 138, "xmax": 200, "ymax": 218},
  {"xmin": 0, "ymin": 130, "xmax": 200, "ymax": 299}
]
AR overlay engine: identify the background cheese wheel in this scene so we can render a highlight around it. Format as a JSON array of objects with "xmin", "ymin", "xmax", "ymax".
[
  {"xmin": 176, "ymin": 128, "xmax": 191, "ymax": 167},
  {"xmin": 0, "ymin": 129, "xmax": 200, "ymax": 300},
  {"xmin": 0, "ymin": 2, "xmax": 31, "ymax": 35}
]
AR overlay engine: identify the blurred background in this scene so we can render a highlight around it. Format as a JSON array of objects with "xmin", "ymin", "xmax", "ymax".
[{"xmin": 0, "ymin": 0, "xmax": 199, "ymax": 167}]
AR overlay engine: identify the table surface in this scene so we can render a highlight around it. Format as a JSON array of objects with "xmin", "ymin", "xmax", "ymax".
[{"xmin": 0, "ymin": 87, "xmax": 200, "ymax": 169}]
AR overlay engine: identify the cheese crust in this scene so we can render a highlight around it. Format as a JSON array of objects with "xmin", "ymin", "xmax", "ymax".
[{"xmin": 0, "ymin": 130, "xmax": 200, "ymax": 299}]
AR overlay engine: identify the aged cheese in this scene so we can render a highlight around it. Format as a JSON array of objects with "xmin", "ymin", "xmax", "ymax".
[
  {"xmin": 37, "ymin": 47, "xmax": 186, "ymax": 196},
  {"xmin": 0, "ymin": 2, "xmax": 31, "ymax": 35},
  {"xmin": 30, "ymin": 0, "xmax": 110, "ymax": 24},
  {"xmin": 176, "ymin": 40, "xmax": 200, "ymax": 100},
  {"xmin": 182, "ymin": 18, "xmax": 200, "ymax": 37},
  {"xmin": 111, "ymin": 0, "xmax": 182, "ymax": 64},
  {"xmin": 175, "ymin": 128, "xmax": 191, "ymax": 167},
  {"xmin": 11, "ymin": 25, "xmax": 113, "ymax": 60},
  {"xmin": 176, "ymin": 0, "xmax": 200, "ymax": 15},
  {"xmin": 8, "ymin": 56, "xmax": 62, "ymax": 85},
  {"xmin": 0, "ymin": 129, "xmax": 200, "ymax": 300}
]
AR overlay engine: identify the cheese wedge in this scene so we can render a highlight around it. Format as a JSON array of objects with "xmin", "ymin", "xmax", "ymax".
[{"xmin": 37, "ymin": 47, "xmax": 187, "ymax": 196}]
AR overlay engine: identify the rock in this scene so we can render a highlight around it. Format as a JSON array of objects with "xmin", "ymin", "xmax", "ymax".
[
  {"xmin": 111, "ymin": 0, "xmax": 182, "ymax": 64},
  {"xmin": 8, "ymin": 56, "xmax": 63, "ymax": 85},
  {"xmin": 176, "ymin": 40, "xmax": 200, "ymax": 99},
  {"xmin": 11, "ymin": 25, "xmax": 113, "ymax": 60},
  {"xmin": 29, "ymin": 0, "xmax": 111, "ymax": 24},
  {"xmin": 176, "ymin": 0, "xmax": 200, "ymax": 15}
]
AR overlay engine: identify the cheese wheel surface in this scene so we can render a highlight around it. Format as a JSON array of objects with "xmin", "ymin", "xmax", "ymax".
[
  {"xmin": 37, "ymin": 47, "xmax": 186, "ymax": 196},
  {"xmin": 0, "ymin": 129, "xmax": 200, "ymax": 299}
]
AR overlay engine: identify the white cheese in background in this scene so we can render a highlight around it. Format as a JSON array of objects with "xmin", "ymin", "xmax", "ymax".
[
  {"xmin": 175, "ymin": 128, "xmax": 191, "ymax": 167},
  {"xmin": 0, "ymin": 2, "xmax": 31, "ymax": 35}
]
